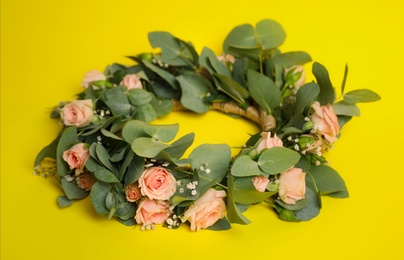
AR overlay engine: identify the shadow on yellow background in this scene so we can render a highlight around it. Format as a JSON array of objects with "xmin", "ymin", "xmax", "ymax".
[{"xmin": 1, "ymin": 0, "xmax": 403, "ymax": 259}]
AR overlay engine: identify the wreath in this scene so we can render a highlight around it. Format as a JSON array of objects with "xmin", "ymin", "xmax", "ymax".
[{"xmin": 34, "ymin": 19, "xmax": 380, "ymax": 231}]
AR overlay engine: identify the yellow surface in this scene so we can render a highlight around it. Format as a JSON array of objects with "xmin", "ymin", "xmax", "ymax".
[{"xmin": 1, "ymin": 0, "xmax": 403, "ymax": 259}]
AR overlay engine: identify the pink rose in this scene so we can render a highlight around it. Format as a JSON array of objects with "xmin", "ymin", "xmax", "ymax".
[
  {"xmin": 77, "ymin": 173, "xmax": 95, "ymax": 191},
  {"xmin": 181, "ymin": 188, "xmax": 227, "ymax": 231},
  {"xmin": 62, "ymin": 143, "xmax": 90, "ymax": 175},
  {"xmin": 125, "ymin": 182, "xmax": 142, "ymax": 202},
  {"xmin": 284, "ymin": 65, "xmax": 306, "ymax": 89},
  {"xmin": 217, "ymin": 53, "xmax": 235, "ymax": 64},
  {"xmin": 61, "ymin": 99, "xmax": 93, "ymax": 128},
  {"xmin": 256, "ymin": 132, "xmax": 283, "ymax": 153},
  {"xmin": 120, "ymin": 74, "xmax": 143, "ymax": 90},
  {"xmin": 311, "ymin": 101, "xmax": 340, "ymax": 143},
  {"xmin": 81, "ymin": 70, "xmax": 106, "ymax": 88},
  {"xmin": 135, "ymin": 198, "xmax": 170, "ymax": 225},
  {"xmin": 138, "ymin": 167, "xmax": 176, "ymax": 200},
  {"xmin": 278, "ymin": 168, "xmax": 306, "ymax": 205},
  {"xmin": 252, "ymin": 175, "xmax": 269, "ymax": 192}
]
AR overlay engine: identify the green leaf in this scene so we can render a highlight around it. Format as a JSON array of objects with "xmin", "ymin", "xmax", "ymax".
[
  {"xmin": 131, "ymin": 137, "xmax": 170, "ymax": 158},
  {"xmin": 124, "ymin": 152, "xmax": 145, "ymax": 185},
  {"xmin": 228, "ymin": 46, "xmax": 260, "ymax": 60},
  {"xmin": 223, "ymin": 23, "xmax": 256, "ymax": 54},
  {"xmin": 255, "ymin": 19, "xmax": 286, "ymax": 50},
  {"xmin": 104, "ymin": 86, "xmax": 132, "ymax": 116},
  {"xmin": 247, "ymin": 69, "xmax": 282, "ymax": 113},
  {"xmin": 189, "ymin": 144, "xmax": 231, "ymax": 195},
  {"xmin": 308, "ymin": 165, "xmax": 349, "ymax": 197},
  {"xmin": 258, "ymin": 147, "xmax": 301, "ymax": 175},
  {"xmin": 341, "ymin": 64, "xmax": 348, "ymax": 95},
  {"xmin": 233, "ymin": 177, "xmax": 276, "ymax": 204},
  {"xmin": 127, "ymin": 89, "xmax": 153, "ymax": 106},
  {"xmin": 273, "ymin": 204, "xmax": 300, "ymax": 222},
  {"xmin": 206, "ymin": 217, "xmax": 231, "ymax": 231},
  {"xmin": 163, "ymin": 132, "xmax": 195, "ymax": 159},
  {"xmin": 34, "ymin": 134, "xmax": 60, "ymax": 166},
  {"xmin": 135, "ymin": 103, "xmax": 158, "ymax": 122},
  {"xmin": 213, "ymin": 73, "xmax": 249, "ymax": 105},
  {"xmin": 226, "ymin": 175, "xmax": 251, "ymax": 224},
  {"xmin": 231, "ymin": 155, "xmax": 262, "ymax": 177},
  {"xmin": 95, "ymin": 143, "xmax": 116, "ymax": 174},
  {"xmin": 56, "ymin": 127, "xmax": 77, "ymax": 176},
  {"xmin": 148, "ymin": 31, "xmax": 181, "ymax": 59},
  {"xmin": 150, "ymin": 96, "xmax": 173, "ymax": 117},
  {"xmin": 271, "ymin": 51, "xmax": 312, "ymax": 68},
  {"xmin": 94, "ymin": 167, "xmax": 120, "ymax": 183},
  {"xmin": 61, "ymin": 178, "xmax": 89, "ymax": 200},
  {"xmin": 57, "ymin": 196, "xmax": 73, "ymax": 208},
  {"xmin": 122, "ymin": 120, "xmax": 148, "ymax": 143},
  {"xmin": 143, "ymin": 123, "xmax": 179, "ymax": 142},
  {"xmin": 289, "ymin": 82, "xmax": 320, "ymax": 127},
  {"xmin": 142, "ymin": 60, "xmax": 179, "ymax": 89},
  {"xmin": 312, "ymin": 62, "xmax": 336, "ymax": 105},
  {"xmin": 332, "ymin": 101, "xmax": 360, "ymax": 116},
  {"xmin": 275, "ymin": 198, "xmax": 307, "ymax": 211},
  {"xmin": 117, "ymin": 217, "xmax": 137, "ymax": 226},
  {"xmin": 199, "ymin": 47, "xmax": 231, "ymax": 76},
  {"xmin": 343, "ymin": 89, "xmax": 381, "ymax": 104},
  {"xmin": 294, "ymin": 187, "xmax": 321, "ymax": 221},
  {"xmin": 177, "ymin": 73, "xmax": 210, "ymax": 113},
  {"xmin": 90, "ymin": 182, "xmax": 113, "ymax": 215},
  {"xmin": 101, "ymin": 128, "xmax": 123, "ymax": 141}
]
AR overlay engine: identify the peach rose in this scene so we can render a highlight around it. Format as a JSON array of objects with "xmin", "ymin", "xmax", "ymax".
[
  {"xmin": 181, "ymin": 188, "xmax": 227, "ymax": 231},
  {"xmin": 138, "ymin": 167, "xmax": 176, "ymax": 200},
  {"xmin": 311, "ymin": 101, "xmax": 340, "ymax": 143},
  {"xmin": 278, "ymin": 168, "xmax": 306, "ymax": 205},
  {"xmin": 120, "ymin": 74, "xmax": 143, "ymax": 90},
  {"xmin": 125, "ymin": 182, "xmax": 142, "ymax": 202},
  {"xmin": 81, "ymin": 70, "xmax": 106, "ymax": 88},
  {"xmin": 252, "ymin": 175, "xmax": 269, "ymax": 192},
  {"xmin": 217, "ymin": 53, "xmax": 236, "ymax": 64},
  {"xmin": 61, "ymin": 99, "xmax": 93, "ymax": 128},
  {"xmin": 256, "ymin": 132, "xmax": 283, "ymax": 153},
  {"xmin": 62, "ymin": 143, "xmax": 90, "ymax": 175},
  {"xmin": 77, "ymin": 173, "xmax": 95, "ymax": 191},
  {"xmin": 135, "ymin": 198, "xmax": 170, "ymax": 225},
  {"xmin": 285, "ymin": 65, "xmax": 306, "ymax": 89}
]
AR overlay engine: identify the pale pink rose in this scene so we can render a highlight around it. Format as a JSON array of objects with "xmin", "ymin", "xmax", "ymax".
[
  {"xmin": 135, "ymin": 198, "xmax": 170, "ymax": 225},
  {"xmin": 77, "ymin": 173, "xmax": 95, "ymax": 191},
  {"xmin": 138, "ymin": 167, "xmax": 176, "ymax": 200},
  {"xmin": 311, "ymin": 101, "xmax": 340, "ymax": 143},
  {"xmin": 61, "ymin": 99, "xmax": 93, "ymax": 128},
  {"xmin": 120, "ymin": 74, "xmax": 143, "ymax": 90},
  {"xmin": 252, "ymin": 175, "xmax": 269, "ymax": 192},
  {"xmin": 62, "ymin": 143, "xmax": 90, "ymax": 175},
  {"xmin": 256, "ymin": 132, "xmax": 283, "ymax": 153},
  {"xmin": 81, "ymin": 70, "xmax": 106, "ymax": 88},
  {"xmin": 299, "ymin": 134, "xmax": 326, "ymax": 153},
  {"xmin": 285, "ymin": 65, "xmax": 306, "ymax": 89},
  {"xmin": 125, "ymin": 182, "xmax": 142, "ymax": 202},
  {"xmin": 278, "ymin": 168, "xmax": 306, "ymax": 205},
  {"xmin": 181, "ymin": 188, "xmax": 227, "ymax": 231}
]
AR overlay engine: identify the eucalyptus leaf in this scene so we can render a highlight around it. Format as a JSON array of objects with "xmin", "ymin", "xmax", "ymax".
[
  {"xmin": 343, "ymin": 89, "xmax": 381, "ymax": 104},
  {"xmin": 289, "ymin": 82, "xmax": 320, "ymax": 127},
  {"xmin": 134, "ymin": 103, "xmax": 158, "ymax": 122},
  {"xmin": 213, "ymin": 73, "xmax": 249, "ymax": 105},
  {"xmin": 199, "ymin": 47, "xmax": 231, "ymax": 76},
  {"xmin": 94, "ymin": 167, "xmax": 120, "ymax": 183},
  {"xmin": 226, "ymin": 175, "xmax": 251, "ymax": 224},
  {"xmin": 341, "ymin": 64, "xmax": 348, "ymax": 94},
  {"xmin": 227, "ymin": 46, "xmax": 260, "ymax": 61},
  {"xmin": 206, "ymin": 217, "xmax": 231, "ymax": 231},
  {"xmin": 104, "ymin": 86, "xmax": 132, "ymax": 116},
  {"xmin": 332, "ymin": 101, "xmax": 360, "ymax": 116},
  {"xmin": 231, "ymin": 155, "xmax": 262, "ymax": 177},
  {"xmin": 101, "ymin": 128, "xmax": 123, "ymax": 141},
  {"xmin": 143, "ymin": 123, "xmax": 179, "ymax": 142},
  {"xmin": 312, "ymin": 62, "xmax": 335, "ymax": 105},
  {"xmin": 57, "ymin": 196, "xmax": 73, "ymax": 208},
  {"xmin": 142, "ymin": 60, "xmax": 179, "ymax": 89},
  {"xmin": 122, "ymin": 120, "xmax": 148, "ymax": 143},
  {"xmin": 177, "ymin": 73, "xmax": 210, "ymax": 113},
  {"xmin": 56, "ymin": 126, "xmax": 77, "ymax": 176},
  {"xmin": 34, "ymin": 134, "xmax": 60, "ymax": 166},
  {"xmin": 131, "ymin": 137, "xmax": 170, "ymax": 158},
  {"xmin": 247, "ymin": 69, "xmax": 282, "ymax": 113},
  {"xmin": 127, "ymin": 89, "xmax": 153, "ymax": 106},
  {"xmin": 95, "ymin": 143, "xmax": 116, "ymax": 174},
  {"xmin": 258, "ymin": 147, "xmax": 301, "ymax": 175},
  {"xmin": 61, "ymin": 178, "xmax": 89, "ymax": 200},
  {"xmin": 255, "ymin": 19, "xmax": 286, "ymax": 50},
  {"xmin": 163, "ymin": 132, "xmax": 195, "ymax": 159},
  {"xmin": 148, "ymin": 31, "xmax": 181, "ymax": 59},
  {"xmin": 90, "ymin": 182, "xmax": 113, "ymax": 215},
  {"xmin": 124, "ymin": 152, "xmax": 145, "ymax": 185},
  {"xmin": 223, "ymin": 23, "xmax": 256, "ymax": 54},
  {"xmin": 308, "ymin": 165, "xmax": 349, "ymax": 197},
  {"xmin": 294, "ymin": 187, "xmax": 321, "ymax": 221},
  {"xmin": 271, "ymin": 51, "xmax": 312, "ymax": 68}
]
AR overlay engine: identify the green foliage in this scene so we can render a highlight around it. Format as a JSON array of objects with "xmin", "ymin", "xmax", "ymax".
[
  {"xmin": 312, "ymin": 62, "xmax": 336, "ymax": 106},
  {"xmin": 61, "ymin": 178, "xmax": 89, "ymax": 200},
  {"xmin": 257, "ymin": 147, "xmax": 301, "ymax": 175},
  {"xmin": 56, "ymin": 127, "xmax": 77, "ymax": 176},
  {"xmin": 308, "ymin": 165, "xmax": 349, "ymax": 198},
  {"xmin": 231, "ymin": 155, "xmax": 263, "ymax": 177},
  {"xmin": 177, "ymin": 73, "xmax": 211, "ymax": 113}
]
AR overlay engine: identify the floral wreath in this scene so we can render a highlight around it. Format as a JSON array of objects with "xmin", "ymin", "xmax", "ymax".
[{"xmin": 34, "ymin": 19, "xmax": 380, "ymax": 231}]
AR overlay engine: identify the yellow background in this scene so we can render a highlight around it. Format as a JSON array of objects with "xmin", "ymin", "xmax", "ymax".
[{"xmin": 1, "ymin": 0, "xmax": 403, "ymax": 259}]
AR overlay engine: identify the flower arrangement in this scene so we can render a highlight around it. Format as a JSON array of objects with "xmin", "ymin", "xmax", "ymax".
[{"xmin": 34, "ymin": 19, "xmax": 380, "ymax": 231}]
